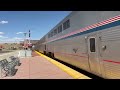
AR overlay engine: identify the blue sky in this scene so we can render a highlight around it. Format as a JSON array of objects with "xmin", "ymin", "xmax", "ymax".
[{"xmin": 0, "ymin": 11, "xmax": 71, "ymax": 43}]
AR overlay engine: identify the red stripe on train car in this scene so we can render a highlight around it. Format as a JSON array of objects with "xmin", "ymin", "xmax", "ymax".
[
  {"xmin": 48, "ymin": 15, "xmax": 120, "ymax": 43},
  {"xmin": 103, "ymin": 60, "xmax": 120, "ymax": 64}
]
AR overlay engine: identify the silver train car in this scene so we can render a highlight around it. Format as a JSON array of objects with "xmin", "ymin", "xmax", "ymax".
[{"xmin": 35, "ymin": 11, "xmax": 120, "ymax": 79}]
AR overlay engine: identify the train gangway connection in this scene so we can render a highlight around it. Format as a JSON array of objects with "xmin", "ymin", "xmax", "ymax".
[{"xmin": 0, "ymin": 50, "xmax": 91, "ymax": 79}]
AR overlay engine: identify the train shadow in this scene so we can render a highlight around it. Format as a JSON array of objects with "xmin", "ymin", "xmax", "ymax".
[
  {"xmin": 54, "ymin": 58, "xmax": 103, "ymax": 79},
  {"xmin": 45, "ymin": 53, "xmax": 103, "ymax": 79}
]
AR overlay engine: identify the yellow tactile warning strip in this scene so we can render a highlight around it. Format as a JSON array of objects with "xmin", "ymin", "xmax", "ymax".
[{"xmin": 35, "ymin": 51, "xmax": 91, "ymax": 79}]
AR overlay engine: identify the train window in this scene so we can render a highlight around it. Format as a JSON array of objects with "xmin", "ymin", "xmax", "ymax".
[
  {"xmin": 90, "ymin": 38, "xmax": 96, "ymax": 52},
  {"xmin": 63, "ymin": 19, "xmax": 70, "ymax": 30},
  {"xmin": 66, "ymin": 19, "xmax": 70, "ymax": 28},
  {"xmin": 54, "ymin": 29, "xmax": 57, "ymax": 35},
  {"xmin": 48, "ymin": 33, "xmax": 51, "ymax": 38},
  {"xmin": 51, "ymin": 31, "xmax": 54, "ymax": 37},
  {"xmin": 58, "ymin": 25, "xmax": 62, "ymax": 33}
]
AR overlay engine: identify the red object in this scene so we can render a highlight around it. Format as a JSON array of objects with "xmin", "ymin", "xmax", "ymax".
[
  {"xmin": 24, "ymin": 43, "xmax": 28, "ymax": 48},
  {"xmin": 0, "ymin": 45, "xmax": 3, "ymax": 48},
  {"xmin": 103, "ymin": 60, "xmax": 120, "ymax": 64}
]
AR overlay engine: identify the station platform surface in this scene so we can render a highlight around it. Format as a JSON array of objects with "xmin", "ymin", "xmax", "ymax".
[{"xmin": 0, "ymin": 51, "xmax": 91, "ymax": 79}]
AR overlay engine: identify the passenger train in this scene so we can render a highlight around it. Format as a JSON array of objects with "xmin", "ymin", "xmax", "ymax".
[{"xmin": 35, "ymin": 11, "xmax": 120, "ymax": 79}]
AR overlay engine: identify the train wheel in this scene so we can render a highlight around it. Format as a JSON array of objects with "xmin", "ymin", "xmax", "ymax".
[
  {"xmin": 44, "ymin": 51, "xmax": 46, "ymax": 55},
  {"xmin": 51, "ymin": 53, "xmax": 54, "ymax": 58},
  {"xmin": 48, "ymin": 52, "xmax": 51, "ymax": 57}
]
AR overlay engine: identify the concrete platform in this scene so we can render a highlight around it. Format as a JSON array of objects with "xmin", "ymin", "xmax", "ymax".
[
  {"xmin": 0, "ymin": 51, "xmax": 91, "ymax": 79},
  {"xmin": 18, "ymin": 50, "xmax": 32, "ymax": 57}
]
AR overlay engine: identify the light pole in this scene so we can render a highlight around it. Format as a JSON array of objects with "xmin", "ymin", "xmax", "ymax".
[
  {"xmin": 24, "ymin": 32, "xmax": 27, "ymax": 49},
  {"xmin": 24, "ymin": 32, "xmax": 27, "ymax": 57}
]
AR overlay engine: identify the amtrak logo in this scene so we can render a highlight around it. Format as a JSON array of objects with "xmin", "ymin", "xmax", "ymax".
[{"xmin": 73, "ymin": 48, "xmax": 78, "ymax": 53}]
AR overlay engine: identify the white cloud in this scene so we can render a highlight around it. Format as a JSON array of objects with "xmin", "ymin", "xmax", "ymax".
[
  {"xmin": 16, "ymin": 32, "xmax": 25, "ymax": 34},
  {"xmin": 0, "ymin": 35, "xmax": 2, "ymax": 38},
  {"xmin": 0, "ymin": 35, "xmax": 8, "ymax": 38},
  {"xmin": 13, "ymin": 37, "xmax": 23, "ymax": 40},
  {"xmin": 0, "ymin": 20, "xmax": 8, "ymax": 24},
  {"xmin": 0, "ymin": 37, "xmax": 24, "ymax": 43},
  {"xmin": 0, "ymin": 32, "xmax": 4, "ymax": 34},
  {"xmin": 26, "ymin": 37, "xmax": 30, "ymax": 39}
]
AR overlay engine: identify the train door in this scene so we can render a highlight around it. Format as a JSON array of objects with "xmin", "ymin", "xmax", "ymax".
[{"xmin": 87, "ymin": 34, "xmax": 101, "ymax": 75}]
